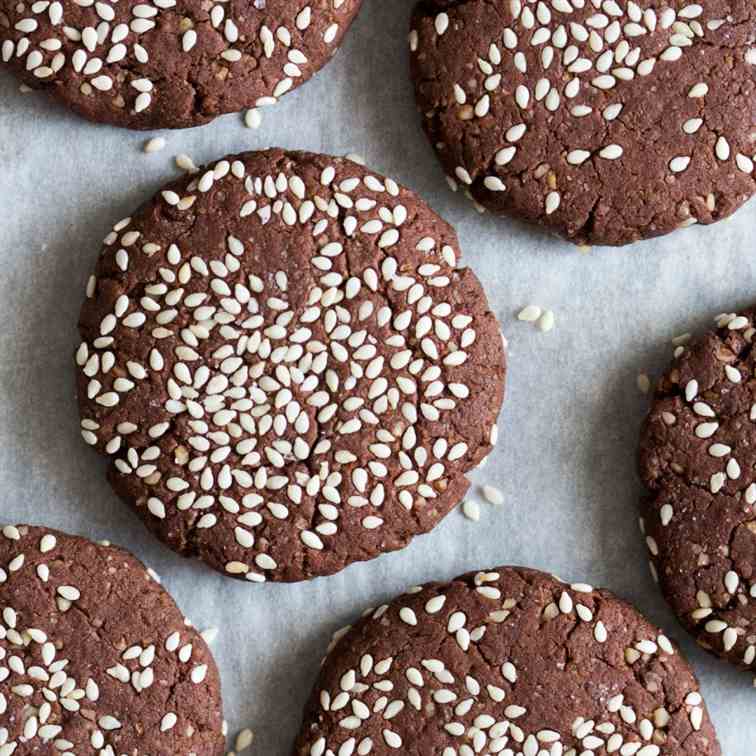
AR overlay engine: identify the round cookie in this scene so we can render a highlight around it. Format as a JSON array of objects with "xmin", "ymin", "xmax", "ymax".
[
  {"xmin": 75, "ymin": 149, "xmax": 507, "ymax": 583},
  {"xmin": 409, "ymin": 0, "xmax": 756, "ymax": 246},
  {"xmin": 293, "ymin": 566, "xmax": 720, "ymax": 756},
  {"xmin": 640, "ymin": 308, "xmax": 756, "ymax": 671},
  {"xmin": 0, "ymin": 523, "xmax": 224, "ymax": 755},
  {"xmin": 0, "ymin": 0, "xmax": 362, "ymax": 129}
]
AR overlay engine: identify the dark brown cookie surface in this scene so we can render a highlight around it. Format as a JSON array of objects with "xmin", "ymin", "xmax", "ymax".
[
  {"xmin": 76, "ymin": 149, "xmax": 507, "ymax": 583},
  {"xmin": 293, "ymin": 566, "xmax": 720, "ymax": 756},
  {"xmin": 410, "ymin": 0, "xmax": 756, "ymax": 246},
  {"xmin": 0, "ymin": 524, "xmax": 224, "ymax": 755},
  {"xmin": 640, "ymin": 309, "xmax": 756, "ymax": 672},
  {"xmin": 0, "ymin": 0, "xmax": 362, "ymax": 129}
]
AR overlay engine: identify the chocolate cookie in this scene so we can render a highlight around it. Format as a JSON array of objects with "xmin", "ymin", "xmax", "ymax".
[
  {"xmin": 0, "ymin": 0, "xmax": 362, "ymax": 129},
  {"xmin": 410, "ymin": 0, "xmax": 756, "ymax": 246},
  {"xmin": 0, "ymin": 523, "xmax": 224, "ymax": 754},
  {"xmin": 293, "ymin": 566, "xmax": 720, "ymax": 756},
  {"xmin": 76, "ymin": 149, "xmax": 507, "ymax": 583},
  {"xmin": 640, "ymin": 308, "xmax": 756, "ymax": 672}
]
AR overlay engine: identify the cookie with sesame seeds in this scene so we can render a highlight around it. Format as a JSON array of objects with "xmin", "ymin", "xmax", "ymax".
[
  {"xmin": 409, "ymin": 0, "xmax": 756, "ymax": 246},
  {"xmin": 293, "ymin": 566, "xmax": 720, "ymax": 756},
  {"xmin": 640, "ymin": 308, "xmax": 756, "ymax": 672},
  {"xmin": 75, "ymin": 148, "xmax": 507, "ymax": 583},
  {"xmin": 0, "ymin": 0, "xmax": 362, "ymax": 129},
  {"xmin": 0, "ymin": 523, "xmax": 225, "ymax": 755}
]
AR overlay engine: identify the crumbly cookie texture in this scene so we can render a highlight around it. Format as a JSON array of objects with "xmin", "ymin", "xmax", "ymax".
[
  {"xmin": 0, "ymin": 523, "xmax": 225, "ymax": 755},
  {"xmin": 76, "ymin": 149, "xmax": 507, "ymax": 584},
  {"xmin": 293, "ymin": 566, "xmax": 720, "ymax": 756},
  {"xmin": 0, "ymin": 0, "xmax": 362, "ymax": 129},
  {"xmin": 410, "ymin": 0, "xmax": 756, "ymax": 246},
  {"xmin": 640, "ymin": 309, "xmax": 756, "ymax": 672}
]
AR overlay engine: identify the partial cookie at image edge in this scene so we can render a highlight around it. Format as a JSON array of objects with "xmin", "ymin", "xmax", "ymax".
[
  {"xmin": 293, "ymin": 565, "xmax": 721, "ymax": 756},
  {"xmin": 0, "ymin": 0, "xmax": 364, "ymax": 129},
  {"xmin": 0, "ymin": 523, "xmax": 225, "ymax": 755},
  {"xmin": 640, "ymin": 308, "xmax": 756, "ymax": 673}
]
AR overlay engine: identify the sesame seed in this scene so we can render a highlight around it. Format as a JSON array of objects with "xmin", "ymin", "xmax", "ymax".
[
  {"xmin": 545, "ymin": 191, "xmax": 561, "ymax": 214},
  {"xmin": 518, "ymin": 305, "xmax": 542, "ymax": 322},
  {"xmin": 599, "ymin": 144, "xmax": 623, "ymax": 160},
  {"xmin": 715, "ymin": 136, "xmax": 731, "ymax": 161},
  {"xmin": 688, "ymin": 82, "xmax": 709, "ymax": 97},
  {"xmin": 462, "ymin": 500, "xmax": 481, "ymax": 522},
  {"xmin": 482, "ymin": 485, "xmax": 504, "ymax": 506},
  {"xmin": 567, "ymin": 149, "xmax": 591, "ymax": 165},
  {"xmin": 144, "ymin": 137, "xmax": 166, "ymax": 154},
  {"xmin": 537, "ymin": 310, "xmax": 555, "ymax": 333},
  {"xmin": 244, "ymin": 108, "xmax": 262, "ymax": 129},
  {"xmin": 483, "ymin": 175, "xmax": 506, "ymax": 191},
  {"xmin": 176, "ymin": 153, "xmax": 199, "ymax": 173},
  {"xmin": 235, "ymin": 728, "xmax": 255, "ymax": 751},
  {"xmin": 594, "ymin": 621, "xmax": 608, "ymax": 642},
  {"xmin": 160, "ymin": 712, "xmax": 177, "ymax": 732}
]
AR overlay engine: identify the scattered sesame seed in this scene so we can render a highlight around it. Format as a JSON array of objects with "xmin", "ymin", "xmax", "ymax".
[
  {"xmin": 144, "ymin": 137, "xmax": 166, "ymax": 154},
  {"xmin": 244, "ymin": 108, "xmax": 262, "ymax": 129},
  {"xmin": 482, "ymin": 485, "xmax": 504, "ymax": 506},
  {"xmin": 462, "ymin": 500, "xmax": 481, "ymax": 522},
  {"xmin": 234, "ymin": 728, "xmax": 254, "ymax": 751},
  {"xmin": 537, "ymin": 310, "xmax": 555, "ymax": 333},
  {"xmin": 201, "ymin": 627, "xmax": 219, "ymax": 645},
  {"xmin": 517, "ymin": 305, "xmax": 542, "ymax": 322},
  {"xmin": 176, "ymin": 153, "xmax": 199, "ymax": 173}
]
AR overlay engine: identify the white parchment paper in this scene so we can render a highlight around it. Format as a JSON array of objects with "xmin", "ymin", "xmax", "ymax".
[{"xmin": 1, "ymin": 2, "xmax": 755, "ymax": 752}]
